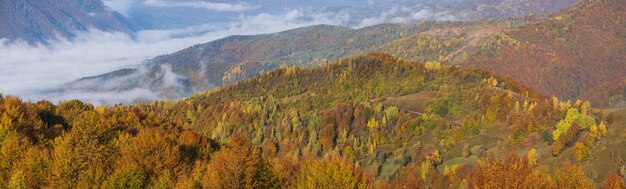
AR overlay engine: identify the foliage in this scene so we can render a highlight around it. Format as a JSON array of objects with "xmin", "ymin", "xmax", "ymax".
[
  {"xmin": 527, "ymin": 148, "xmax": 538, "ymax": 166},
  {"xmin": 601, "ymin": 171, "xmax": 625, "ymax": 189},
  {"xmin": 553, "ymin": 162, "xmax": 594, "ymax": 189},
  {"xmin": 471, "ymin": 0, "xmax": 625, "ymax": 108},
  {"xmin": 296, "ymin": 158, "xmax": 372, "ymax": 189},
  {"xmin": 0, "ymin": 52, "xmax": 613, "ymax": 187},
  {"xmin": 467, "ymin": 153, "xmax": 552, "ymax": 188},
  {"xmin": 573, "ymin": 142, "xmax": 591, "ymax": 162},
  {"xmin": 553, "ymin": 108, "xmax": 580, "ymax": 141},
  {"xmin": 424, "ymin": 61, "xmax": 442, "ymax": 71}
]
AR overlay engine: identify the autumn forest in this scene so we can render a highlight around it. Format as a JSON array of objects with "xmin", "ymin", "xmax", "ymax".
[{"xmin": 0, "ymin": 0, "xmax": 625, "ymax": 188}]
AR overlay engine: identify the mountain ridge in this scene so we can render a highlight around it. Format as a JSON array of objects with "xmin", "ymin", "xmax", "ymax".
[
  {"xmin": 52, "ymin": 0, "xmax": 624, "ymax": 108},
  {"xmin": 0, "ymin": 0, "xmax": 137, "ymax": 44},
  {"xmin": 0, "ymin": 52, "xmax": 623, "ymax": 187}
]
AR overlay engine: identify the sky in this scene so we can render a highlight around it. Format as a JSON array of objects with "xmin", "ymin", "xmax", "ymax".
[{"xmin": 0, "ymin": 0, "xmax": 463, "ymax": 104}]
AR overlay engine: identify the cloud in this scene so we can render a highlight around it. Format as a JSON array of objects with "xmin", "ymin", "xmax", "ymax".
[
  {"xmin": 47, "ymin": 64, "xmax": 189, "ymax": 105},
  {"xmin": 0, "ymin": 9, "xmax": 348, "ymax": 105},
  {"xmin": 356, "ymin": 6, "xmax": 458, "ymax": 28},
  {"xmin": 143, "ymin": 0, "xmax": 253, "ymax": 12},
  {"xmin": 1, "ymin": 2, "xmax": 465, "ymax": 105},
  {"xmin": 0, "ymin": 1, "xmax": 470, "ymax": 105}
]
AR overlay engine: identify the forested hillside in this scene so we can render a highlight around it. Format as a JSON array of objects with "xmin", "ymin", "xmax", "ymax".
[
  {"xmin": 1, "ymin": 0, "xmax": 624, "ymax": 188},
  {"xmin": 59, "ymin": 22, "xmax": 465, "ymax": 103},
  {"xmin": 1, "ymin": 53, "xmax": 624, "ymax": 188},
  {"xmin": 467, "ymin": 0, "xmax": 625, "ymax": 108},
  {"xmin": 64, "ymin": 0, "xmax": 624, "ymax": 109}
]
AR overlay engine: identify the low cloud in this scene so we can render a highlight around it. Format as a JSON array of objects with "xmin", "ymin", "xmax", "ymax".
[
  {"xmin": 357, "ymin": 6, "xmax": 459, "ymax": 28},
  {"xmin": 47, "ymin": 64, "xmax": 189, "ymax": 105},
  {"xmin": 0, "ymin": 3, "xmax": 467, "ymax": 105},
  {"xmin": 0, "ymin": 9, "xmax": 347, "ymax": 105},
  {"xmin": 143, "ymin": 0, "xmax": 253, "ymax": 12}
]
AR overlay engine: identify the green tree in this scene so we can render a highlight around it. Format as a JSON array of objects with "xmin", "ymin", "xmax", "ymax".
[{"xmin": 553, "ymin": 108, "xmax": 579, "ymax": 141}]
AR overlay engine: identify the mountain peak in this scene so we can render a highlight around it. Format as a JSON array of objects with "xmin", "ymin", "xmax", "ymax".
[{"xmin": 0, "ymin": 0, "xmax": 137, "ymax": 44}]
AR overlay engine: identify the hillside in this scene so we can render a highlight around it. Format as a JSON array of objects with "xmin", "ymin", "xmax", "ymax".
[
  {"xmin": 0, "ymin": 0, "xmax": 137, "ymax": 44},
  {"xmin": 61, "ymin": 0, "xmax": 624, "ymax": 108},
  {"xmin": 466, "ymin": 0, "xmax": 625, "ymax": 108},
  {"xmin": 375, "ymin": 0, "xmax": 624, "ymax": 109},
  {"xmin": 57, "ymin": 22, "xmax": 466, "ymax": 104},
  {"xmin": 0, "ymin": 53, "xmax": 622, "ymax": 188},
  {"xmin": 1, "ymin": 0, "xmax": 624, "ymax": 188}
]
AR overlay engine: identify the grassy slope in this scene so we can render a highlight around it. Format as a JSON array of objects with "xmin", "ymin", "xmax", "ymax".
[{"xmin": 586, "ymin": 108, "xmax": 626, "ymax": 183}]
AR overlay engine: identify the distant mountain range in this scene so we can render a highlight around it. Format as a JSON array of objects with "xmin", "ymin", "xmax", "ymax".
[
  {"xmin": 0, "ymin": 0, "xmax": 137, "ymax": 44},
  {"xmin": 57, "ymin": 0, "xmax": 624, "ymax": 108},
  {"xmin": 0, "ymin": 0, "xmax": 580, "ymax": 44},
  {"xmin": 56, "ymin": 23, "xmax": 447, "ymax": 102}
]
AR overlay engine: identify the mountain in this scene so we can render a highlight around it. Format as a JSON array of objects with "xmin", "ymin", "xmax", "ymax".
[
  {"xmin": 1, "ymin": 0, "xmax": 624, "ymax": 188},
  {"xmin": 0, "ymin": 53, "xmax": 622, "ymax": 187},
  {"xmin": 123, "ymin": 0, "xmax": 579, "ymax": 30},
  {"xmin": 0, "ymin": 0, "xmax": 137, "ymax": 44},
  {"xmin": 0, "ymin": 0, "xmax": 577, "ymax": 44},
  {"xmin": 465, "ymin": 0, "xmax": 625, "ymax": 108},
  {"xmin": 55, "ymin": 22, "xmax": 465, "ymax": 104},
  {"xmin": 375, "ymin": 0, "xmax": 624, "ymax": 107},
  {"xmin": 63, "ymin": 0, "xmax": 623, "ymax": 108}
]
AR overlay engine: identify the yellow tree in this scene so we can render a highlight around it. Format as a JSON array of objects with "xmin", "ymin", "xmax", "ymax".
[
  {"xmin": 114, "ymin": 128, "xmax": 181, "ymax": 188},
  {"xmin": 201, "ymin": 135, "xmax": 279, "ymax": 189},
  {"xmin": 573, "ymin": 142, "xmax": 590, "ymax": 162},
  {"xmin": 598, "ymin": 122, "xmax": 607, "ymax": 137},
  {"xmin": 296, "ymin": 158, "xmax": 372, "ymax": 189},
  {"xmin": 468, "ymin": 153, "xmax": 551, "ymax": 188},
  {"xmin": 553, "ymin": 162, "xmax": 594, "ymax": 188},
  {"xmin": 49, "ymin": 111, "xmax": 116, "ymax": 188},
  {"xmin": 527, "ymin": 148, "xmax": 538, "ymax": 166}
]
